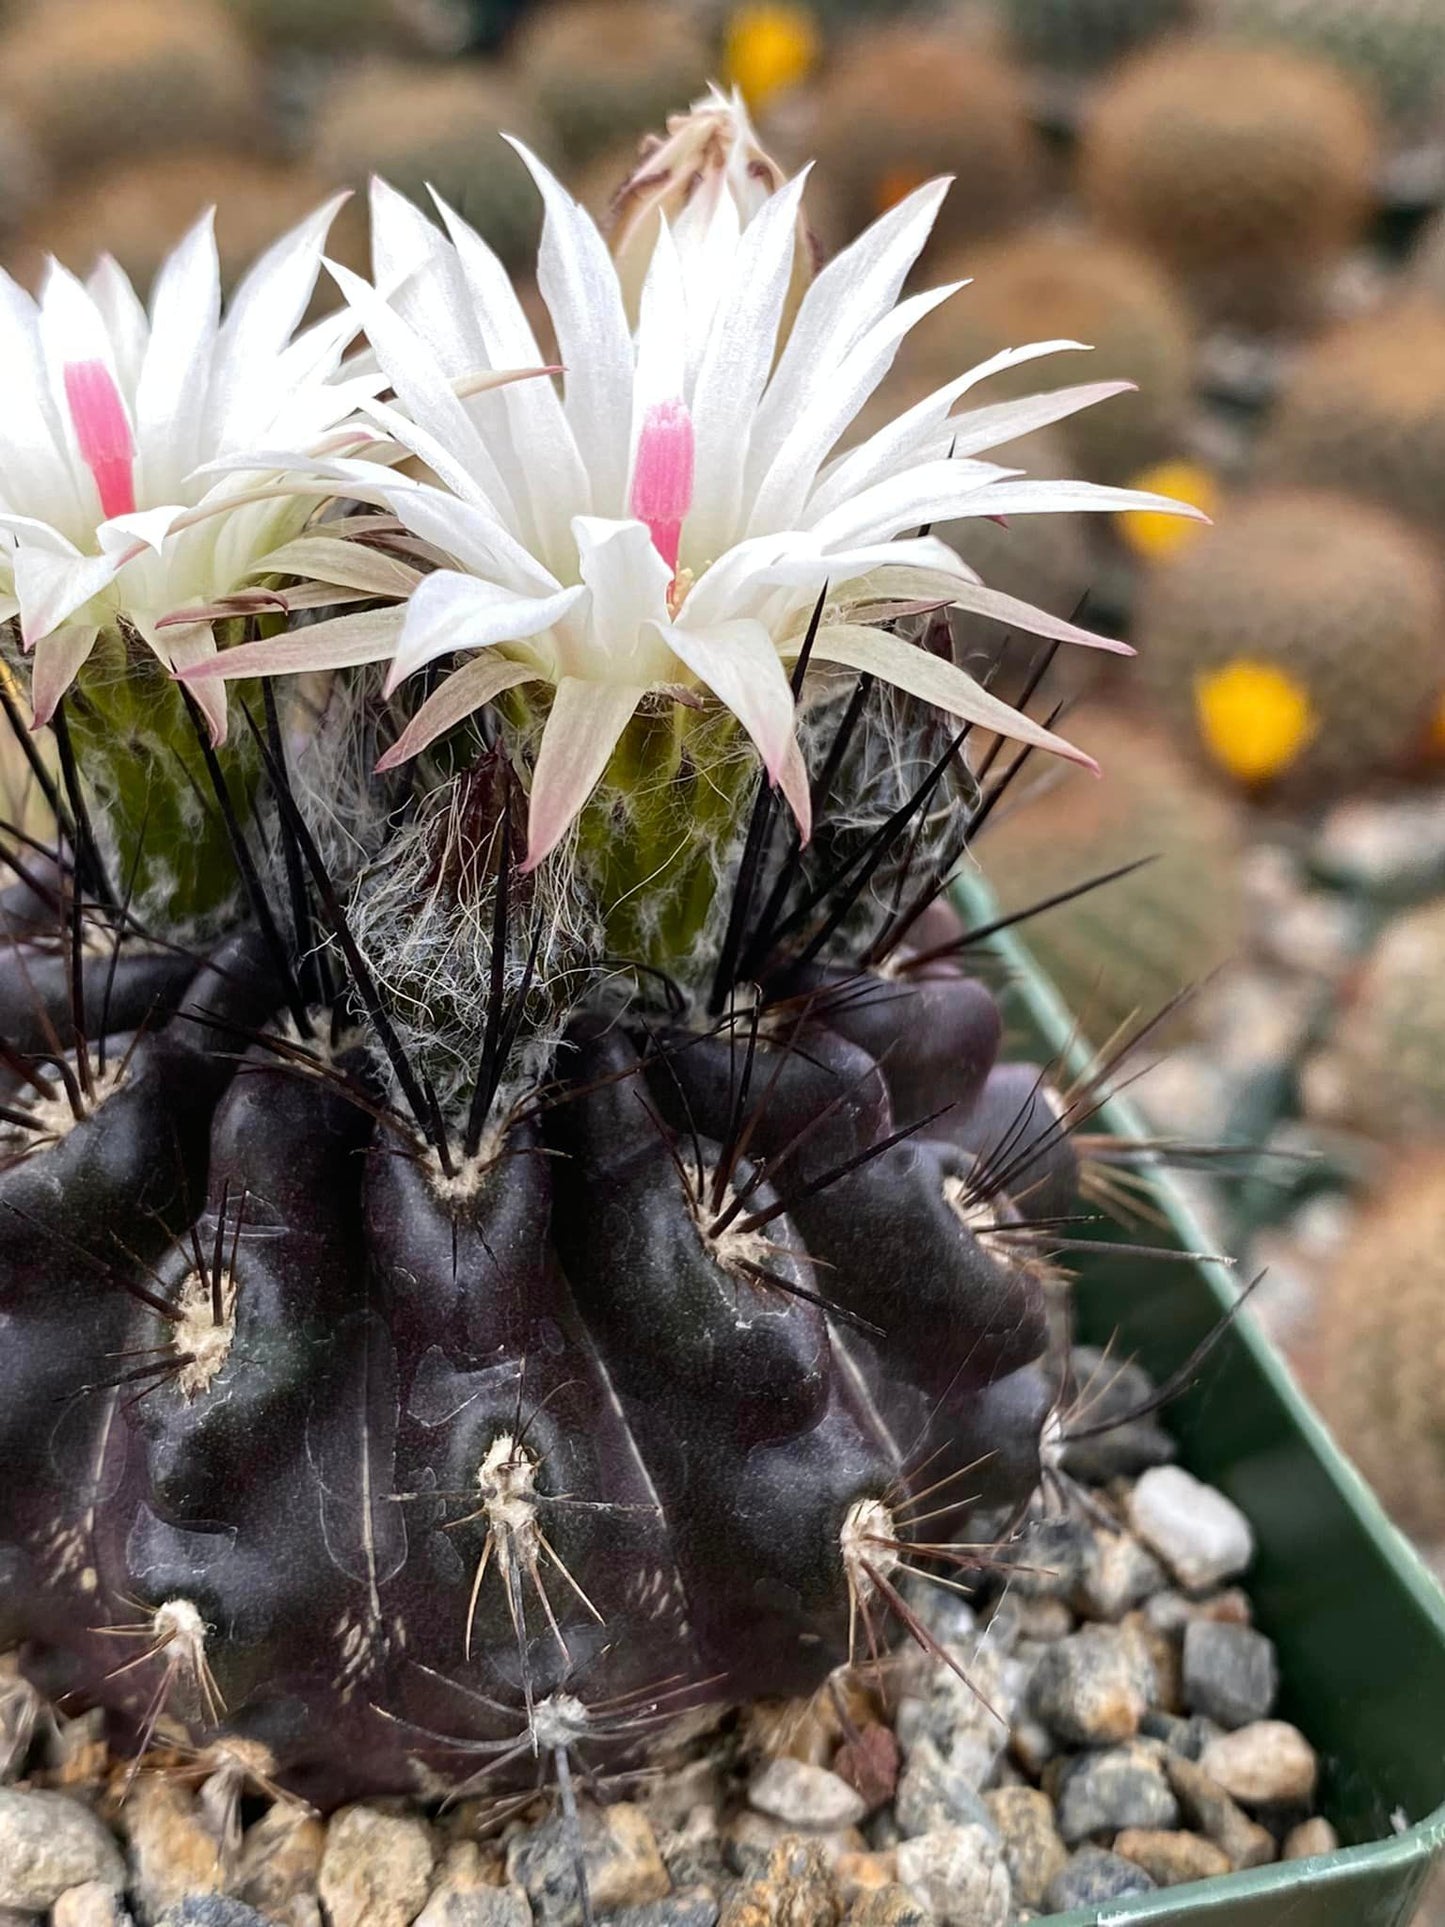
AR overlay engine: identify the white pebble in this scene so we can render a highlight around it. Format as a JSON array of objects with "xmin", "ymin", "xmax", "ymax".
[
  {"xmin": 1129, "ymin": 1466, "xmax": 1254, "ymax": 1593},
  {"xmin": 747, "ymin": 1759, "xmax": 867, "ymax": 1830}
]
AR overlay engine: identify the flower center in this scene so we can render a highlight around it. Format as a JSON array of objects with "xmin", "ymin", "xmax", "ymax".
[
  {"xmin": 63, "ymin": 358, "xmax": 136, "ymax": 521},
  {"xmin": 630, "ymin": 398, "xmax": 694, "ymax": 576}
]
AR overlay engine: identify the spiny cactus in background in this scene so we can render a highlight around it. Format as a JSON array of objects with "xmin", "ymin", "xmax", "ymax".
[
  {"xmin": 802, "ymin": 26, "xmax": 1045, "ymax": 253},
  {"xmin": 1, "ymin": 0, "xmax": 263, "ymax": 178},
  {"xmin": 1304, "ymin": 900, "xmax": 1445, "ymax": 1144},
  {"xmin": 1307, "ymin": 1160, "xmax": 1445, "ymax": 1548},
  {"xmin": 512, "ymin": 1, "xmax": 710, "ymax": 167},
  {"xmin": 0, "ymin": 98, "xmax": 1203, "ymax": 1811},
  {"xmin": 1257, "ymin": 303, "xmax": 1445, "ymax": 547},
  {"xmin": 982, "ymin": 704, "xmax": 1247, "ymax": 1046},
  {"xmin": 1209, "ymin": 0, "xmax": 1445, "ymax": 138},
  {"xmin": 900, "ymin": 229, "xmax": 1195, "ymax": 485},
  {"xmin": 997, "ymin": 0, "xmax": 1197, "ymax": 74},
  {"xmin": 1079, "ymin": 38, "xmax": 1379, "ymax": 329},
  {"xmin": 1137, "ymin": 489, "xmax": 1445, "ymax": 797},
  {"xmin": 221, "ymin": 0, "xmax": 470, "ymax": 54},
  {"xmin": 11, "ymin": 153, "xmax": 366, "ymax": 301},
  {"xmin": 312, "ymin": 63, "xmax": 556, "ymax": 268}
]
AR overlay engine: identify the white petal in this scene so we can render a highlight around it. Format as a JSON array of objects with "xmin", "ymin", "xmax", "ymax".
[
  {"xmin": 376, "ymin": 654, "xmax": 540, "ymax": 771},
  {"xmin": 947, "ymin": 478, "xmax": 1211, "ymax": 522},
  {"xmin": 253, "ymin": 534, "xmax": 420, "ymax": 599},
  {"xmin": 14, "ymin": 541, "xmax": 122, "ymax": 644},
  {"xmin": 181, "ymin": 605, "xmax": 407, "ymax": 680},
  {"xmin": 507, "ymin": 139, "xmax": 634, "ymax": 517},
  {"xmin": 805, "ymin": 458, "xmax": 1023, "ymax": 549},
  {"xmin": 573, "ymin": 516, "xmax": 672, "ymax": 677},
  {"xmin": 86, "ymin": 255, "xmax": 149, "ymax": 393},
  {"xmin": 654, "ymin": 615, "xmax": 798, "ymax": 787},
  {"xmin": 746, "ymin": 279, "xmax": 966, "ymax": 536},
  {"xmin": 29, "ymin": 623, "xmax": 99, "ymax": 726},
  {"xmin": 809, "ymin": 340, "xmax": 1091, "ymax": 519},
  {"xmin": 381, "ymin": 485, "xmax": 562, "ymax": 599},
  {"xmin": 944, "ymin": 381, "xmax": 1138, "ymax": 459},
  {"xmin": 98, "ymin": 504, "xmax": 185, "ymax": 556},
  {"xmin": 686, "ymin": 169, "xmax": 811, "ymax": 557},
  {"xmin": 632, "ymin": 218, "xmax": 688, "ymax": 422},
  {"xmin": 523, "ymin": 676, "xmax": 645, "ymax": 872},
  {"xmin": 328, "ymin": 256, "xmax": 504, "ymax": 509},
  {"xmin": 945, "ymin": 580, "xmax": 1130, "ymax": 654},
  {"xmin": 751, "ymin": 178, "xmax": 951, "ymax": 477},
  {"xmin": 386, "ymin": 570, "xmax": 584, "ymax": 691},
  {"xmin": 142, "ymin": 617, "xmax": 226, "ymax": 743},
  {"xmin": 134, "ymin": 212, "xmax": 222, "ymax": 497},
  {"xmin": 798, "ymin": 622, "xmax": 1095, "ymax": 769},
  {"xmin": 209, "ymin": 194, "xmax": 348, "ymax": 448}
]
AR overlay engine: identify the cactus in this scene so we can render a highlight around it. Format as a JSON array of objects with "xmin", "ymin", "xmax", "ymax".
[
  {"xmin": 312, "ymin": 62, "xmax": 556, "ymax": 268},
  {"xmin": 1079, "ymin": 38, "xmax": 1379, "ymax": 329},
  {"xmin": 802, "ymin": 26, "xmax": 1045, "ymax": 253},
  {"xmin": 1, "ymin": 0, "xmax": 262, "ymax": 178},
  {"xmin": 1307, "ymin": 1159, "xmax": 1445, "ymax": 1547},
  {"xmin": 1137, "ymin": 489, "xmax": 1445, "ymax": 798},
  {"xmin": 512, "ymin": 1, "xmax": 711, "ymax": 168},
  {"xmin": 221, "ymin": 0, "xmax": 469, "ymax": 54},
  {"xmin": 14, "ymin": 153, "xmax": 367, "ymax": 300},
  {"xmin": 1257, "ymin": 303, "xmax": 1445, "ymax": 548},
  {"xmin": 0, "ymin": 103, "xmax": 1203, "ymax": 1811},
  {"xmin": 981, "ymin": 704, "xmax": 1247, "ymax": 1046},
  {"xmin": 1304, "ymin": 900, "xmax": 1445, "ymax": 1144},
  {"xmin": 1209, "ymin": 0, "xmax": 1445, "ymax": 138},
  {"xmin": 899, "ymin": 230, "xmax": 1195, "ymax": 485},
  {"xmin": 999, "ymin": 0, "xmax": 1198, "ymax": 74}
]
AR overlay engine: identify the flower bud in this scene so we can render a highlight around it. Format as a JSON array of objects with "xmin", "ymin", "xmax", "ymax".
[{"xmin": 608, "ymin": 86, "xmax": 817, "ymax": 331}]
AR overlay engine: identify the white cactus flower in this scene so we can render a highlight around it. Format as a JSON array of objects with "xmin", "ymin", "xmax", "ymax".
[
  {"xmin": 187, "ymin": 133, "xmax": 1202, "ymax": 870},
  {"xmin": 0, "ymin": 199, "xmax": 375, "ymax": 736}
]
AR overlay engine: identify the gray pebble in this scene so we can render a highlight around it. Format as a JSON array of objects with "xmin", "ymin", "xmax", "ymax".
[
  {"xmin": 1075, "ymin": 1531, "xmax": 1167, "ymax": 1622},
  {"xmin": 1140, "ymin": 1710, "xmax": 1220, "ymax": 1760},
  {"xmin": 1053, "ymin": 1746, "xmax": 1180, "ymax": 1845},
  {"xmin": 1182, "ymin": 1621, "xmax": 1279, "ymax": 1729},
  {"xmin": 1045, "ymin": 1847, "xmax": 1158, "ymax": 1910},
  {"xmin": 893, "ymin": 1744, "xmax": 995, "ymax": 1839},
  {"xmin": 417, "ymin": 1886, "xmax": 534, "ymax": 1927},
  {"xmin": 155, "ymin": 1905, "xmax": 270, "ymax": 1927},
  {"xmin": 509, "ymin": 1804, "xmax": 669, "ymax": 1927},
  {"xmin": 1130, "ymin": 1468, "xmax": 1254, "ymax": 1593},
  {"xmin": 0, "ymin": 1788, "xmax": 125, "ymax": 1910},
  {"xmin": 1029, "ymin": 1624, "xmax": 1154, "ymax": 1746},
  {"xmin": 896, "ymin": 1824, "xmax": 1012, "ymax": 1927},
  {"xmin": 605, "ymin": 1894, "xmax": 719, "ymax": 1927},
  {"xmin": 1060, "ymin": 1350, "xmax": 1176, "ymax": 1485},
  {"xmin": 747, "ymin": 1760, "xmax": 866, "ymax": 1830},
  {"xmin": 1009, "ymin": 1518, "xmax": 1094, "ymax": 1599}
]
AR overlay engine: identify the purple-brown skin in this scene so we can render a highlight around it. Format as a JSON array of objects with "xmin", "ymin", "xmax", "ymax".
[{"xmin": 0, "ymin": 937, "xmax": 1063, "ymax": 1803}]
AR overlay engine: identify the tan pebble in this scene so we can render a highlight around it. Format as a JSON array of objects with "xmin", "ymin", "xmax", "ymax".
[
  {"xmin": 123, "ymin": 1776, "xmax": 227, "ymax": 1918},
  {"xmin": 833, "ymin": 1850, "xmax": 897, "ymax": 1902},
  {"xmin": 1124, "ymin": 1610, "xmax": 1183, "ymax": 1713},
  {"xmin": 52, "ymin": 1883, "xmax": 126, "ymax": 1927},
  {"xmin": 1163, "ymin": 1754, "xmax": 1276, "ymax": 1869},
  {"xmin": 1114, "ymin": 1827, "xmax": 1232, "ymax": 1885},
  {"xmin": 236, "ymin": 1801, "xmax": 325, "ymax": 1911},
  {"xmin": 1283, "ymin": 1817, "xmax": 1340, "ymax": 1860},
  {"xmin": 319, "ymin": 1805, "xmax": 437, "ymax": 1927},
  {"xmin": 1198, "ymin": 1588, "xmax": 1253, "ymax": 1625},
  {"xmin": 1199, "ymin": 1722, "xmax": 1319, "ymax": 1808}
]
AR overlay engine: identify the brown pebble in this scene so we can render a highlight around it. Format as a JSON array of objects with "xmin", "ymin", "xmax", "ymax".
[
  {"xmin": 122, "ymin": 1776, "xmax": 227, "ymax": 1920},
  {"xmin": 1114, "ymin": 1827, "xmax": 1232, "ymax": 1885},
  {"xmin": 833, "ymin": 1726, "xmax": 899, "ymax": 1813},
  {"xmin": 1283, "ymin": 1818, "xmax": 1340, "ymax": 1861}
]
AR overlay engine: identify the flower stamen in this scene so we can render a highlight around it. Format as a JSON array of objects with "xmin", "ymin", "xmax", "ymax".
[
  {"xmin": 631, "ymin": 398, "xmax": 694, "ymax": 576},
  {"xmin": 63, "ymin": 359, "xmax": 136, "ymax": 521}
]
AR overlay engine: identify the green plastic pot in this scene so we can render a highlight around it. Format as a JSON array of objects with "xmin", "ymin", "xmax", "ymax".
[{"xmin": 955, "ymin": 875, "xmax": 1445, "ymax": 1925}]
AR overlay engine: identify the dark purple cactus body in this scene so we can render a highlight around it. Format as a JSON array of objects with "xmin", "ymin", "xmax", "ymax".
[{"xmin": 0, "ymin": 913, "xmax": 1076, "ymax": 1803}]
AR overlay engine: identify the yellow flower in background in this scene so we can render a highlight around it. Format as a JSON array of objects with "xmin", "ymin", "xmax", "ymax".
[
  {"xmin": 1120, "ymin": 458, "xmax": 1218, "ymax": 559},
  {"xmin": 724, "ymin": 4, "xmax": 820, "ymax": 113},
  {"xmin": 1195, "ymin": 658, "xmax": 1318, "ymax": 785}
]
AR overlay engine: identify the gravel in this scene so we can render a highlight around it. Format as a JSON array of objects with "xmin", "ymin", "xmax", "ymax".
[{"xmin": 1129, "ymin": 1466, "xmax": 1255, "ymax": 1593}]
